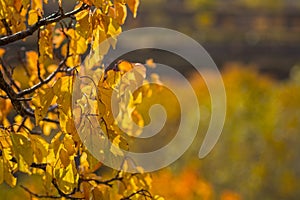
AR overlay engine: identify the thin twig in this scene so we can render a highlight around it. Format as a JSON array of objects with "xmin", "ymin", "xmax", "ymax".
[
  {"xmin": 20, "ymin": 185, "xmax": 61, "ymax": 199},
  {"xmin": 16, "ymin": 117, "xmax": 27, "ymax": 132},
  {"xmin": 1, "ymin": 19, "xmax": 12, "ymax": 35},
  {"xmin": 51, "ymin": 179, "xmax": 81, "ymax": 199},
  {"xmin": 121, "ymin": 189, "xmax": 153, "ymax": 200},
  {"xmin": 0, "ymin": 94, "xmax": 8, "ymax": 99},
  {"xmin": 37, "ymin": 28, "xmax": 43, "ymax": 82},
  {"xmin": 80, "ymin": 176, "xmax": 123, "ymax": 188}
]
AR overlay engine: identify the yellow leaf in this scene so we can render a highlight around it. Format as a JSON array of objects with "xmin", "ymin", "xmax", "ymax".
[
  {"xmin": 92, "ymin": 186, "xmax": 104, "ymax": 200},
  {"xmin": 22, "ymin": 0, "xmax": 31, "ymax": 8},
  {"xmin": 117, "ymin": 60, "xmax": 133, "ymax": 74},
  {"xmin": 59, "ymin": 146, "xmax": 70, "ymax": 167},
  {"xmin": 32, "ymin": 87, "xmax": 55, "ymax": 124},
  {"xmin": 14, "ymin": 0, "xmax": 23, "ymax": 11},
  {"xmin": 63, "ymin": 134, "xmax": 76, "ymax": 156},
  {"xmin": 26, "ymin": 51, "xmax": 46, "ymax": 85},
  {"xmin": 107, "ymin": 17, "xmax": 122, "ymax": 48},
  {"xmin": 115, "ymin": 2, "xmax": 127, "ymax": 25},
  {"xmin": 92, "ymin": 26, "xmax": 110, "ymax": 52},
  {"xmin": 48, "ymin": 132, "xmax": 63, "ymax": 163},
  {"xmin": 66, "ymin": 54, "xmax": 81, "ymax": 67},
  {"xmin": 0, "ymin": 48, "xmax": 5, "ymax": 57},
  {"xmin": 4, "ymin": 166, "xmax": 17, "ymax": 187},
  {"xmin": 105, "ymin": 70, "xmax": 121, "ymax": 88},
  {"xmin": 28, "ymin": 9, "xmax": 38, "ymax": 25},
  {"xmin": 110, "ymin": 135, "xmax": 124, "ymax": 156},
  {"xmin": 32, "ymin": 0, "xmax": 43, "ymax": 11},
  {"xmin": 0, "ymin": 148, "xmax": 16, "ymax": 187},
  {"xmin": 67, "ymin": 28, "xmax": 88, "ymax": 55},
  {"xmin": 79, "ymin": 152, "xmax": 89, "ymax": 173},
  {"xmin": 39, "ymin": 24, "xmax": 54, "ymax": 64},
  {"xmin": 26, "ymin": 51, "xmax": 38, "ymax": 71},
  {"xmin": 29, "ymin": 134, "xmax": 49, "ymax": 163},
  {"xmin": 154, "ymin": 195, "xmax": 165, "ymax": 200},
  {"xmin": 70, "ymin": 192, "xmax": 85, "ymax": 199},
  {"xmin": 11, "ymin": 132, "xmax": 33, "ymax": 173},
  {"xmin": 127, "ymin": 0, "xmax": 140, "ymax": 18},
  {"xmin": 75, "ymin": 9, "xmax": 90, "ymax": 39},
  {"xmin": 54, "ymin": 162, "xmax": 78, "ymax": 194},
  {"xmin": 44, "ymin": 165, "xmax": 53, "ymax": 189},
  {"xmin": 53, "ymin": 76, "xmax": 73, "ymax": 115}
]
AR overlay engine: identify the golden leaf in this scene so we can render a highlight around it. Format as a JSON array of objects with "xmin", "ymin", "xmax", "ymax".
[
  {"xmin": 29, "ymin": 134, "xmax": 49, "ymax": 163},
  {"xmin": 11, "ymin": 132, "xmax": 33, "ymax": 173},
  {"xmin": 59, "ymin": 146, "xmax": 70, "ymax": 167},
  {"xmin": 127, "ymin": 0, "xmax": 140, "ymax": 18},
  {"xmin": 3, "ymin": 163, "xmax": 17, "ymax": 187},
  {"xmin": 28, "ymin": 9, "xmax": 38, "ymax": 25},
  {"xmin": 117, "ymin": 60, "xmax": 133, "ymax": 74},
  {"xmin": 75, "ymin": 9, "xmax": 91, "ymax": 39},
  {"xmin": 110, "ymin": 135, "xmax": 124, "ymax": 156},
  {"xmin": 32, "ymin": 87, "xmax": 55, "ymax": 125},
  {"xmin": 67, "ymin": 28, "xmax": 88, "ymax": 55},
  {"xmin": 39, "ymin": 24, "xmax": 54, "ymax": 64},
  {"xmin": 32, "ymin": 0, "xmax": 43, "ymax": 11},
  {"xmin": 115, "ymin": 2, "xmax": 127, "ymax": 25},
  {"xmin": 54, "ymin": 161, "xmax": 79, "ymax": 194},
  {"xmin": 0, "ymin": 48, "xmax": 5, "ymax": 57}
]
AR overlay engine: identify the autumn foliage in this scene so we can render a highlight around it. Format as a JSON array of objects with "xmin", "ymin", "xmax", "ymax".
[{"xmin": 0, "ymin": 0, "xmax": 165, "ymax": 199}]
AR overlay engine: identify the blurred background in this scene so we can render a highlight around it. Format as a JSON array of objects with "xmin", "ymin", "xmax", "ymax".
[
  {"xmin": 125, "ymin": 0, "xmax": 300, "ymax": 79},
  {"xmin": 121, "ymin": 0, "xmax": 300, "ymax": 199}
]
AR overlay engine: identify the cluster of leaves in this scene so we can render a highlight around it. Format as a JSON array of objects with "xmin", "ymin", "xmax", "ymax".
[{"xmin": 0, "ymin": 0, "xmax": 164, "ymax": 199}]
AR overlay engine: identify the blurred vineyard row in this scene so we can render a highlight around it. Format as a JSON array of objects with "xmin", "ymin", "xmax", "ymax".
[{"xmin": 150, "ymin": 64, "xmax": 300, "ymax": 200}]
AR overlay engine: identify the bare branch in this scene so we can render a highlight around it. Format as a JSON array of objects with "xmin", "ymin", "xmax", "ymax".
[
  {"xmin": 0, "ymin": 4, "xmax": 89, "ymax": 46},
  {"xmin": 0, "ymin": 57, "xmax": 21, "ymax": 91},
  {"xmin": 0, "ymin": 69, "xmax": 27, "ymax": 115}
]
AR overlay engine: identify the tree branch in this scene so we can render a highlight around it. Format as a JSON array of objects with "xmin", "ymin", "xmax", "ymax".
[
  {"xmin": 17, "ymin": 55, "xmax": 68, "ymax": 97},
  {"xmin": 80, "ymin": 176, "xmax": 124, "ymax": 188},
  {"xmin": 0, "ymin": 4, "xmax": 89, "ymax": 46},
  {"xmin": 0, "ymin": 67, "xmax": 59, "ymax": 124},
  {"xmin": 0, "ymin": 57, "xmax": 21, "ymax": 91},
  {"xmin": 0, "ymin": 69, "xmax": 27, "ymax": 116}
]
